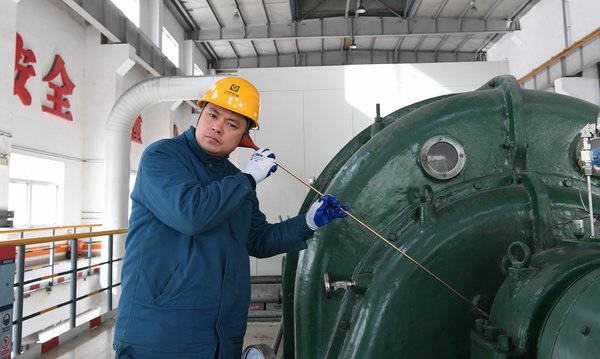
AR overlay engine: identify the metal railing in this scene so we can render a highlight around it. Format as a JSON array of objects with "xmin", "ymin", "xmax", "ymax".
[
  {"xmin": 0, "ymin": 224, "xmax": 103, "ymax": 288},
  {"xmin": 0, "ymin": 226, "xmax": 127, "ymax": 356}
]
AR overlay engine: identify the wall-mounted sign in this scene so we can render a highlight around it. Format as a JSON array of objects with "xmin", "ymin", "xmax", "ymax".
[
  {"xmin": 13, "ymin": 33, "xmax": 76, "ymax": 122},
  {"xmin": 14, "ymin": 33, "xmax": 36, "ymax": 106},
  {"xmin": 41, "ymin": 55, "xmax": 75, "ymax": 121}
]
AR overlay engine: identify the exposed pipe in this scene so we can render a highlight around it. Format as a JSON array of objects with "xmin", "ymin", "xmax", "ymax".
[
  {"xmin": 596, "ymin": 62, "xmax": 600, "ymax": 99},
  {"xmin": 561, "ymin": 0, "xmax": 570, "ymax": 48},
  {"xmin": 104, "ymin": 76, "xmax": 226, "ymax": 237}
]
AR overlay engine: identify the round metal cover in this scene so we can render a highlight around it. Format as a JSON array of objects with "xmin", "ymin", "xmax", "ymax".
[
  {"xmin": 420, "ymin": 136, "xmax": 466, "ymax": 180},
  {"xmin": 242, "ymin": 344, "xmax": 277, "ymax": 359}
]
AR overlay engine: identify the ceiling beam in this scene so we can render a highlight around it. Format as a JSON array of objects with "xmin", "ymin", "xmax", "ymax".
[
  {"xmin": 63, "ymin": 0, "xmax": 181, "ymax": 76},
  {"xmin": 214, "ymin": 49, "xmax": 482, "ymax": 71},
  {"xmin": 190, "ymin": 16, "xmax": 517, "ymax": 42}
]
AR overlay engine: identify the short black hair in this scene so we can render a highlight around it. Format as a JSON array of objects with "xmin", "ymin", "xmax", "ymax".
[{"xmin": 197, "ymin": 103, "xmax": 252, "ymax": 132}]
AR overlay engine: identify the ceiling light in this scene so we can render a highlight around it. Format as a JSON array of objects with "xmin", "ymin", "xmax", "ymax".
[
  {"xmin": 356, "ymin": 0, "xmax": 366, "ymax": 14},
  {"xmin": 349, "ymin": 40, "xmax": 358, "ymax": 50}
]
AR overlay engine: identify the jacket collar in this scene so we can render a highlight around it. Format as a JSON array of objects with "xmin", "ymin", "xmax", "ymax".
[{"xmin": 185, "ymin": 126, "xmax": 229, "ymax": 164}]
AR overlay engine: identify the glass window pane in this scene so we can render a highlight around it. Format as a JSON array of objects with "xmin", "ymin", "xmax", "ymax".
[
  {"xmin": 110, "ymin": 0, "xmax": 140, "ymax": 27},
  {"xmin": 10, "ymin": 153, "xmax": 64, "ymax": 183},
  {"xmin": 9, "ymin": 154, "xmax": 31, "ymax": 180},
  {"xmin": 193, "ymin": 64, "xmax": 204, "ymax": 76},
  {"xmin": 8, "ymin": 182, "xmax": 27, "ymax": 227},
  {"xmin": 162, "ymin": 27, "xmax": 179, "ymax": 67},
  {"xmin": 9, "ymin": 154, "xmax": 64, "ymax": 227},
  {"xmin": 30, "ymin": 184, "xmax": 57, "ymax": 226}
]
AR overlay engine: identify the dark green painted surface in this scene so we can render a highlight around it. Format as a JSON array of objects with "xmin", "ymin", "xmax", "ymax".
[{"xmin": 281, "ymin": 76, "xmax": 600, "ymax": 358}]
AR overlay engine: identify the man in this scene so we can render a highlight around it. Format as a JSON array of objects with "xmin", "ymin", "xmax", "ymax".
[{"xmin": 113, "ymin": 77, "xmax": 348, "ymax": 358}]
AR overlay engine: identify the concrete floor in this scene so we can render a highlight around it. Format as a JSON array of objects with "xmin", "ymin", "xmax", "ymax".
[{"xmin": 39, "ymin": 318, "xmax": 282, "ymax": 358}]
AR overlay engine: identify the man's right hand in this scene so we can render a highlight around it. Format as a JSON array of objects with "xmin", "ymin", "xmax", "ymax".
[{"xmin": 243, "ymin": 148, "xmax": 278, "ymax": 184}]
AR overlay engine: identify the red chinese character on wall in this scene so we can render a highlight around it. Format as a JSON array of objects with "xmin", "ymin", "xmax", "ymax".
[
  {"xmin": 42, "ymin": 55, "xmax": 75, "ymax": 121},
  {"xmin": 173, "ymin": 124, "xmax": 179, "ymax": 137},
  {"xmin": 14, "ymin": 33, "xmax": 37, "ymax": 106},
  {"xmin": 132, "ymin": 115, "xmax": 143, "ymax": 144}
]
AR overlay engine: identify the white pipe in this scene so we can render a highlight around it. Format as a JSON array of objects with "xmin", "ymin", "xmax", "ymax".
[{"xmin": 104, "ymin": 76, "xmax": 226, "ymax": 232}]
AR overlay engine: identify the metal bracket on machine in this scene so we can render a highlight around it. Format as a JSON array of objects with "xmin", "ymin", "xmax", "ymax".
[
  {"xmin": 578, "ymin": 112, "xmax": 600, "ymax": 238},
  {"xmin": 323, "ymin": 273, "xmax": 356, "ymax": 299},
  {"xmin": 579, "ymin": 113, "xmax": 600, "ymax": 173}
]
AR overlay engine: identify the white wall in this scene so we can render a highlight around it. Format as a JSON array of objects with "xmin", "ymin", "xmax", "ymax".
[
  {"xmin": 82, "ymin": 28, "xmax": 135, "ymax": 225},
  {"xmin": 13, "ymin": 0, "xmax": 87, "ymax": 158},
  {"xmin": 488, "ymin": 0, "xmax": 600, "ymax": 85}
]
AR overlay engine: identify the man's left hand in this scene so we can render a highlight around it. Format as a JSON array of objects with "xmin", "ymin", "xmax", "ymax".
[{"xmin": 305, "ymin": 194, "xmax": 349, "ymax": 230}]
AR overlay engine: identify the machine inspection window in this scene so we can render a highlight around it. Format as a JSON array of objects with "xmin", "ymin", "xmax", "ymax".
[{"xmin": 420, "ymin": 136, "xmax": 466, "ymax": 180}]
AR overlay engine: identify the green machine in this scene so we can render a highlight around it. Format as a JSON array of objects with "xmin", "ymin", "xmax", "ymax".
[{"xmin": 280, "ymin": 75, "xmax": 600, "ymax": 358}]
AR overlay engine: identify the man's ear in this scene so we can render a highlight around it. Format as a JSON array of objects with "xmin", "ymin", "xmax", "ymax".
[
  {"xmin": 196, "ymin": 105, "xmax": 206, "ymax": 126},
  {"xmin": 238, "ymin": 120, "xmax": 251, "ymax": 146}
]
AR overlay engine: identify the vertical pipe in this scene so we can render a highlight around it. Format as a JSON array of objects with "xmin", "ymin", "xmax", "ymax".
[
  {"xmin": 371, "ymin": 103, "xmax": 384, "ymax": 137},
  {"xmin": 587, "ymin": 176, "xmax": 595, "ymax": 238},
  {"xmin": 272, "ymin": 317, "xmax": 284, "ymax": 354},
  {"xmin": 561, "ymin": 0, "xmax": 570, "ymax": 47},
  {"xmin": 182, "ymin": 40, "xmax": 194, "ymax": 76},
  {"xmin": 74, "ymin": 227, "xmax": 78, "ymax": 253},
  {"xmin": 87, "ymin": 227, "xmax": 92, "ymax": 275},
  {"xmin": 108, "ymin": 234, "xmax": 114, "ymax": 311},
  {"xmin": 13, "ymin": 245, "xmax": 24, "ymax": 356},
  {"xmin": 70, "ymin": 239, "xmax": 77, "ymax": 328},
  {"xmin": 140, "ymin": 0, "xmax": 161, "ymax": 47},
  {"xmin": 597, "ymin": 63, "xmax": 600, "ymax": 101},
  {"xmin": 50, "ymin": 229, "xmax": 55, "ymax": 287}
]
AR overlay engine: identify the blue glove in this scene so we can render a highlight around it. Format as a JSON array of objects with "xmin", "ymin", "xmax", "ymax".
[
  {"xmin": 305, "ymin": 194, "xmax": 349, "ymax": 230},
  {"xmin": 593, "ymin": 146, "xmax": 600, "ymax": 167},
  {"xmin": 243, "ymin": 148, "xmax": 277, "ymax": 183}
]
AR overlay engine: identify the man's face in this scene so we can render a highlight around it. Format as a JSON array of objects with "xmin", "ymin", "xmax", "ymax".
[{"xmin": 196, "ymin": 103, "xmax": 247, "ymax": 157}]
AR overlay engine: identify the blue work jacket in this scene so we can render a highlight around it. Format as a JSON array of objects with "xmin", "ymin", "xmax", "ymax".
[{"xmin": 113, "ymin": 127, "xmax": 312, "ymax": 358}]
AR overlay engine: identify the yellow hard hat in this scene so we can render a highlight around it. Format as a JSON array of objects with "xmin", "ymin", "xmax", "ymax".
[{"xmin": 197, "ymin": 77, "xmax": 261, "ymax": 129}]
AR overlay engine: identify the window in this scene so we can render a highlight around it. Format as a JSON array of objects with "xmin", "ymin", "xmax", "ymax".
[
  {"xmin": 193, "ymin": 64, "xmax": 204, "ymax": 76},
  {"xmin": 8, "ymin": 154, "xmax": 64, "ymax": 227},
  {"xmin": 162, "ymin": 27, "xmax": 179, "ymax": 67},
  {"xmin": 110, "ymin": 0, "xmax": 140, "ymax": 28}
]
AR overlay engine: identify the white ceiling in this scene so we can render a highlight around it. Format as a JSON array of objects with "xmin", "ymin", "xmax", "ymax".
[{"xmin": 167, "ymin": 0, "xmax": 540, "ymax": 72}]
